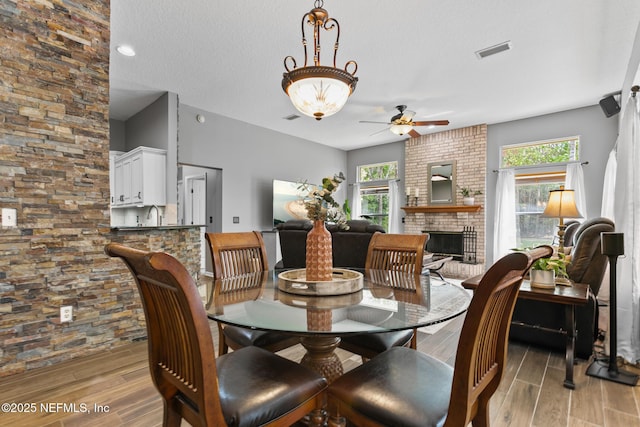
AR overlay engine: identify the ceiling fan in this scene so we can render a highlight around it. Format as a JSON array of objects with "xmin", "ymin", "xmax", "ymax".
[{"xmin": 360, "ymin": 105, "xmax": 449, "ymax": 137}]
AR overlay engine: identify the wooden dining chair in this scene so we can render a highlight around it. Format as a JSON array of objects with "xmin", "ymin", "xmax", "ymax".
[
  {"xmin": 339, "ymin": 233, "xmax": 429, "ymax": 360},
  {"xmin": 205, "ymin": 231, "xmax": 299, "ymax": 356},
  {"xmin": 105, "ymin": 243, "xmax": 327, "ymax": 427},
  {"xmin": 326, "ymin": 245, "xmax": 553, "ymax": 427},
  {"xmin": 364, "ymin": 232, "xmax": 428, "ymax": 274}
]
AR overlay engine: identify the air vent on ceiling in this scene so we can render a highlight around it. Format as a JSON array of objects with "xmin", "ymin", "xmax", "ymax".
[
  {"xmin": 283, "ymin": 114, "xmax": 300, "ymax": 121},
  {"xmin": 475, "ymin": 41, "xmax": 512, "ymax": 59}
]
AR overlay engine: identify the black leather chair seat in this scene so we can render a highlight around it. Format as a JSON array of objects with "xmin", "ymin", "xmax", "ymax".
[
  {"xmin": 328, "ymin": 347, "xmax": 452, "ymax": 427},
  {"xmin": 217, "ymin": 346, "xmax": 327, "ymax": 427},
  {"xmin": 339, "ymin": 330, "xmax": 413, "ymax": 356},
  {"xmin": 222, "ymin": 325, "xmax": 297, "ymax": 348}
]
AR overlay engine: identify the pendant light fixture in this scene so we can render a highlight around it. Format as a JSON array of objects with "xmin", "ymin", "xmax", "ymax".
[{"xmin": 282, "ymin": 0, "xmax": 358, "ymax": 120}]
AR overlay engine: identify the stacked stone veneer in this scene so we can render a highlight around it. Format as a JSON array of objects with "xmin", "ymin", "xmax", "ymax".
[
  {"xmin": 0, "ymin": 2, "xmax": 201, "ymax": 376},
  {"xmin": 405, "ymin": 125, "xmax": 487, "ymax": 278}
]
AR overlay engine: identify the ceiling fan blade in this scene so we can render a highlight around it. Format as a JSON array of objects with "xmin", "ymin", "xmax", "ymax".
[
  {"xmin": 360, "ymin": 120, "xmax": 392, "ymax": 125},
  {"xmin": 408, "ymin": 129, "xmax": 421, "ymax": 138},
  {"xmin": 412, "ymin": 120, "xmax": 450, "ymax": 126},
  {"xmin": 369, "ymin": 126, "xmax": 391, "ymax": 136}
]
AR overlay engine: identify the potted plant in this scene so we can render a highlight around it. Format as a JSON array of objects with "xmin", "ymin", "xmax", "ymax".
[
  {"xmin": 458, "ymin": 186, "xmax": 482, "ymax": 205},
  {"xmin": 530, "ymin": 252, "xmax": 570, "ymax": 289},
  {"xmin": 297, "ymin": 172, "xmax": 348, "ymax": 281}
]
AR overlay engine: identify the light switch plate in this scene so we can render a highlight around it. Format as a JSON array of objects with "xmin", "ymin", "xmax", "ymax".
[{"xmin": 2, "ymin": 208, "xmax": 17, "ymax": 227}]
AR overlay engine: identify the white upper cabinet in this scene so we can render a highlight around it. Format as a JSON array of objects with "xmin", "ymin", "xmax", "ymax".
[{"xmin": 112, "ymin": 146, "xmax": 166, "ymax": 207}]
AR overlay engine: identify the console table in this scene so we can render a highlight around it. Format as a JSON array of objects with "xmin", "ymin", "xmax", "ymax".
[{"xmin": 461, "ymin": 275, "xmax": 590, "ymax": 389}]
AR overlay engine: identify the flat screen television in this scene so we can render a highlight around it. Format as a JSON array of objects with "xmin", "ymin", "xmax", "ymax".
[{"xmin": 273, "ymin": 179, "xmax": 315, "ymax": 227}]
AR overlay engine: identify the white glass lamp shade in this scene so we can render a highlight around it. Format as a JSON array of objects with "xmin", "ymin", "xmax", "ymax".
[
  {"xmin": 286, "ymin": 77, "xmax": 351, "ymax": 120},
  {"xmin": 389, "ymin": 124, "xmax": 413, "ymax": 135},
  {"xmin": 282, "ymin": 65, "xmax": 357, "ymax": 120}
]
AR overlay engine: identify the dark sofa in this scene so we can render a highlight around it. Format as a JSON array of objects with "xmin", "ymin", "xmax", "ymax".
[
  {"xmin": 509, "ymin": 217, "xmax": 614, "ymax": 358},
  {"xmin": 276, "ymin": 219, "xmax": 386, "ymax": 269}
]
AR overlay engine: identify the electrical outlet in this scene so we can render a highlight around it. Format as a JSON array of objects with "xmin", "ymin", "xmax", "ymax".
[
  {"xmin": 60, "ymin": 306, "xmax": 73, "ymax": 322},
  {"xmin": 2, "ymin": 208, "xmax": 17, "ymax": 227}
]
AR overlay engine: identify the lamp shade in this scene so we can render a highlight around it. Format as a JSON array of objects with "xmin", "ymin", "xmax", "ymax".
[
  {"xmin": 542, "ymin": 186, "xmax": 583, "ymax": 219},
  {"xmin": 389, "ymin": 123, "xmax": 413, "ymax": 135},
  {"xmin": 283, "ymin": 68, "xmax": 354, "ymax": 120}
]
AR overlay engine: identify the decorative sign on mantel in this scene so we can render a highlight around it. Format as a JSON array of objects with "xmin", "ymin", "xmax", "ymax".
[{"xmin": 401, "ymin": 205, "xmax": 482, "ymax": 214}]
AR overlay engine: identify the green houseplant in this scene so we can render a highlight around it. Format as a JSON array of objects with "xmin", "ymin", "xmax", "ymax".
[
  {"xmin": 458, "ymin": 186, "xmax": 482, "ymax": 205},
  {"xmin": 530, "ymin": 252, "xmax": 570, "ymax": 288}
]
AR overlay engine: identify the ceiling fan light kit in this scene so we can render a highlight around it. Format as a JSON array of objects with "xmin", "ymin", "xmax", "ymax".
[
  {"xmin": 360, "ymin": 105, "xmax": 450, "ymax": 137},
  {"xmin": 389, "ymin": 123, "xmax": 413, "ymax": 135},
  {"xmin": 282, "ymin": 0, "xmax": 358, "ymax": 120}
]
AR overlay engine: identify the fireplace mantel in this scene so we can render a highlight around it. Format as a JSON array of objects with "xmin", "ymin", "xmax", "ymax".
[{"xmin": 402, "ymin": 205, "xmax": 482, "ymax": 213}]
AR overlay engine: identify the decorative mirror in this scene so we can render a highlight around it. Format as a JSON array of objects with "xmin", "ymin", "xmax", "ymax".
[{"xmin": 427, "ymin": 160, "xmax": 456, "ymax": 205}]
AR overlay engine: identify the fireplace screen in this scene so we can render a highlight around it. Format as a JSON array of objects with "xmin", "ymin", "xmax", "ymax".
[{"xmin": 424, "ymin": 227, "xmax": 477, "ymax": 264}]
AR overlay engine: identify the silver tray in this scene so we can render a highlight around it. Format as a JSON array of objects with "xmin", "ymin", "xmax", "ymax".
[{"xmin": 277, "ymin": 268, "xmax": 364, "ymax": 296}]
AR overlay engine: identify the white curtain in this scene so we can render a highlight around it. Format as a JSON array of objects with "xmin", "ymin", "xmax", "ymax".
[
  {"xmin": 601, "ymin": 150, "xmax": 617, "ymax": 221},
  {"xmin": 493, "ymin": 169, "xmax": 517, "ymax": 263},
  {"xmin": 351, "ymin": 182, "xmax": 361, "ymax": 220},
  {"xmin": 598, "ymin": 150, "xmax": 618, "ymax": 349},
  {"xmin": 613, "ymin": 94, "xmax": 640, "ymax": 362},
  {"xmin": 388, "ymin": 180, "xmax": 402, "ymax": 233},
  {"xmin": 565, "ymin": 162, "xmax": 587, "ymax": 221}
]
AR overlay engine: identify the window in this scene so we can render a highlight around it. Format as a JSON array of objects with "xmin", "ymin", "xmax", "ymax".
[
  {"xmin": 356, "ymin": 162, "xmax": 398, "ymax": 231},
  {"xmin": 501, "ymin": 136, "xmax": 580, "ymax": 248},
  {"xmin": 501, "ymin": 136, "xmax": 579, "ymax": 168},
  {"xmin": 515, "ymin": 172, "xmax": 565, "ymax": 248},
  {"xmin": 358, "ymin": 162, "xmax": 398, "ymax": 182}
]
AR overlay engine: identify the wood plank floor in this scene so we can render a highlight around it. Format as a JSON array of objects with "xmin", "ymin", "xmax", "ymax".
[{"xmin": 1, "ymin": 315, "xmax": 639, "ymax": 426}]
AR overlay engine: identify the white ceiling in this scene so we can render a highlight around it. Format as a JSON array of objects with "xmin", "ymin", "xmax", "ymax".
[{"xmin": 109, "ymin": 0, "xmax": 640, "ymax": 151}]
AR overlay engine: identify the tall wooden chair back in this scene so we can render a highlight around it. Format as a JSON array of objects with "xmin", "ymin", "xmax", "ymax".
[
  {"xmin": 445, "ymin": 245, "xmax": 553, "ymax": 425},
  {"xmin": 205, "ymin": 231, "xmax": 298, "ymax": 356},
  {"xmin": 106, "ymin": 243, "xmax": 327, "ymax": 427},
  {"xmin": 205, "ymin": 231, "xmax": 268, "ymax": 279},
  {"xmin": 339, "ymin": 233, "xmax": 428, "ymax": 358},
  {"xmin": 105, "ymin": 243, "xmax": 225, "ymax": 426},
  {"xmin": 326, "ymin": 245, "xmax": 553, "ymax": 427},
  {"xmin": 365, "ymin": 232, "xmax": 428, "ymax": 274}
]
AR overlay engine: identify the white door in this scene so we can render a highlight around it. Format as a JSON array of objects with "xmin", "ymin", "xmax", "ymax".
[{"xmin": 185, "ymin": 174, "xmax": 207, "ymax": 271}]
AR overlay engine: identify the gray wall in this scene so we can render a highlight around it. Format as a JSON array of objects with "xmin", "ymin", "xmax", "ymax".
[
  {"xmin": 109, "ymin": 119, "xmax": 126, "ymax": 151},
  {"xmin": 178, "ymin": 103, "xmax": 347, "ymax": 232},
  {"xmin": 125, "ymin": 92, "xmax": 170, "ymax": 151},
  {"xmin": 485, "ymin": 104, "xmax": 618, "ymax": 263}
]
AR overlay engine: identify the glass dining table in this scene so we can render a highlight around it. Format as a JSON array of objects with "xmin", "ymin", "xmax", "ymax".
[{"xmin": 205, "ymin": 269, "xmax": 471, "ymax": 383}]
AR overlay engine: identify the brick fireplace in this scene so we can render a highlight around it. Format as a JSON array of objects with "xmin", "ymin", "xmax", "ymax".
[{"xmin": 404, "ymin": 125, "xmax": 487, "ymax": 278}]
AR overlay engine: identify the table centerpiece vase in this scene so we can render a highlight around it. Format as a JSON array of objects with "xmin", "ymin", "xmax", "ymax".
[{"xmin": 306, "ymin": 220, "xmax": 333, "ymax": 282}]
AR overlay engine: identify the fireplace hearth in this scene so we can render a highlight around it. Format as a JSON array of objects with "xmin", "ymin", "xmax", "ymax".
[{"xmin": 423, "ymin": 227, "xmax": 477, "ymax": 264}]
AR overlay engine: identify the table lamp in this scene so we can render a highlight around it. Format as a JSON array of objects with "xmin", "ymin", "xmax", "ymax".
[{"xmin": 542, "ymin": 185, "xmax": 583, "ymax": 284}]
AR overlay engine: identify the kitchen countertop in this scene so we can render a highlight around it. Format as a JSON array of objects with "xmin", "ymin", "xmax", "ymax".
[{"xmin": 111, "ymin": 225, "xmax": 205, "ymax": 231}]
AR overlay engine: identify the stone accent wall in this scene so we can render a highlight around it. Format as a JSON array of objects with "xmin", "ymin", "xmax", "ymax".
[
  {"xmin": 405, "ymin": 125, "xmax": 487, "ymax": 278},
  {"xmin": 0, "ymin": 1, "xmax": 201, "ymax": 377}
]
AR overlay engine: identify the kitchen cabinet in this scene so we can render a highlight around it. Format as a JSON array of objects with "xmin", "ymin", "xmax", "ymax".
[
  {"xmin": 112, "ymin": 146, "xmax": 166, "ymax": 207},
  {"xmin": 109, "ymin": 151, "xmax": 123, "ymax": 206}
]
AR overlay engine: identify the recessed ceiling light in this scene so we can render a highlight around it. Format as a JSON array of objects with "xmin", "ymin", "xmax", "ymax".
[{"xmin": 116, "ymin": 45, "xmax": 136, "ymax": 57}]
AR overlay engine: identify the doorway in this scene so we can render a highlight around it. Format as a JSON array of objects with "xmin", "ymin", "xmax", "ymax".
[{"xmin": 178, "ymin": 164, "xmax": 222, "ymax": 275}]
